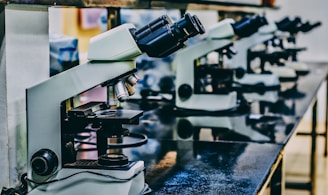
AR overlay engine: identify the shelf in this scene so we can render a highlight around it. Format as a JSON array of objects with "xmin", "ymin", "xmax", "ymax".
[
  {"xmin": 0, "ymin": 0, "xmax": 279, "ymax": 15},
  {"xmin": 151, "ymin": 0, "xmax": 278, "ymax": 8},
  {"xmin": 1, "ymin": 0, "xmax": 279, "ymax": 9},
  {"xmin": 0, "ymin": 0, "xmax": 150, "ymax": 8},
  {"xmin": 150, "ymin": 0, "xmax": 279, "ymax": 14}
]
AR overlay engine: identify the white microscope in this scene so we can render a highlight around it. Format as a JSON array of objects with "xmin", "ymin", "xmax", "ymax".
[
  {"xmin": 174, "ymin": 15, "xmax": 267, "ymax": 112},
  {"xmin": 25, "ymin": 14, "xmax": 204, "ymax": 195},
  {"xmin": 248, "ymin": 17, "xmax": 321, "ymax": 81},
  {"xmin": 229, "ymin": 20, "xmax": 282, "ymax": 90},
  {"xmin": 227, "ymin": 18, "xmax": 297, "ymax": 103},
  {"xmin": 244, "ymin": 17, "xmax": 299, "ymax": 82},
  {"xmin": 271, "ymin": 17, "xmax": 321, "ymax": 75}
]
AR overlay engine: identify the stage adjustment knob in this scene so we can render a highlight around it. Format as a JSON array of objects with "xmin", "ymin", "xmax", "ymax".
[{"xmin": 31, "ymin": 149, "xmax": 58, "ymax": 176}]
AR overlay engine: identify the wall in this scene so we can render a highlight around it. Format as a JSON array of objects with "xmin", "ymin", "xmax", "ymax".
[{"xmin": 0, "ymin": 5, "xmax": 50, "ymax": 187}]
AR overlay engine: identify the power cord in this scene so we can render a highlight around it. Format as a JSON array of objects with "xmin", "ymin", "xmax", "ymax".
[
  {"xmin": 2, "ymin": 170, "xmax": 151, "ymax": 195},
  {"xmin": 25, "ymin": 168, "xmax": 145, "ymax": 186},
  {"xmin": 1, "ymin": 173, "xmax": 27, "ymax": 195}
]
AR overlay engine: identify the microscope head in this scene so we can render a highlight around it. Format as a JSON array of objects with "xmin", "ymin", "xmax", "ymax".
[
  {"xmin": 275, "ymin": 16, "xmax": 302, "ymax": 34},
  {"xmin": 135, "ymin": 13, "xmax": 205, "ymax": 58},
  {"xmin": 232, "ymin": 15, "xmax": 268, "ymax": 38},
  {"xmin": 274, "ymin": 16, "xmax": 321, "ymax": 45},
  {"xmin": 299, "ymin": 21, "xmax": 322, "ymax": 33},
  {"xmin": 205, "ymin": 15, "xmax": 267, "ymax": 40},
  {"xmin": 88, "ymin": 13, "xmax": 205, "ymax": 61}
]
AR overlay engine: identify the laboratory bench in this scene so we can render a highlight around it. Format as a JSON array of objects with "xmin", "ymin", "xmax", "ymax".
[
  {"xmin": 116, "ymin": 62, "xmax": 328, "ymax": 194},
  {"xmin": 127, "ymin": 141, "xmax": 283, "ymax": 195}
]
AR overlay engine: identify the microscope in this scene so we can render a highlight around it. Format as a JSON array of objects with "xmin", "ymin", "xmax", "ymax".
[
  {"xmin": 245, "ymin": 17, "xmax": 299, "ymax": 82},
  {"xmin": 272, "ymin": 17, "xmax": 321, "ymax": 75},
  {"xmin": 229, "ymin": 20, "xmax": 281, "ymax": 90},
  {"xmin": 174, "ymin": 15, "xmax": 267, "ymax": 112},
  {"xmin": 25, "ymin": 14, "xmax": 204, "ymax": 195},
  {"xmin": 248, "ymin": 17, "xmax": 321, "ymax": 81}
]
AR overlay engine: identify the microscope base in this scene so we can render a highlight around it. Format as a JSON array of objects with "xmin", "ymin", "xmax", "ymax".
[
  {"xmin": 27, "ymin": 161, "xmax": 146, "ymax": 195},
  {"xmin": 265, "ymin": 65, "xmax": 298, "ymax": 82},
  {"xmin": 284, "ymin": 61, "xmax": 309, "ymax": 75},
  {"xmin": 236, "ymin": 73, "xmax": 280, "ymax": 90},
  {"xmin": 243, "ymin": 91, "xmax": 279, "ymax": 103}
]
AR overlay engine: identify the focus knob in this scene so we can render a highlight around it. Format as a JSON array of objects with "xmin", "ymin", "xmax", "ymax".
[
  {"xmin": 235, "ymin": 67, "xmax": 245, "ymax": 79},
  {"xmin": 178, "ymin": 84, "xmax": 193, "ymax": 100},
  {"xmin": 31, "ymin": 149, "xmax": 58, "ymax": 176},
  {"xmin": 177, "ymin": 119, "xmax": 193, "ymax": 139}
]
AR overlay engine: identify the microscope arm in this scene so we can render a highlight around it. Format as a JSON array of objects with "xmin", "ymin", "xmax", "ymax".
[{"xmin": 26, "ymin": 60, "xmax": 136, "ymax": 183}]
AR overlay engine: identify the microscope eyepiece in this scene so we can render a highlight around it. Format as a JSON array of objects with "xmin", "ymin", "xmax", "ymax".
[
  {"xmin": 299, "ymin": 21, "xmax": 322, "ymax": 33},
  {"xmin": 175, "ymin": 13, "xmax": 206, "ymax": 38},
  {"xmin": 134, "ymin": 13, "xmax": 205, "ymax": 58},
  {"xmin": 134, "ymin": 15, "xmax": 172, "ymax": 41},
  {"xmin": 275, "ymin": 16, "xmax": 291, "ymax": 31},
  {"xmin": 276, "ymin": 16, "xmax": 303, "ymax": 33},
  {"xmin": 232, "ymin": 15, "xmax": 268, "ymax": 38}
]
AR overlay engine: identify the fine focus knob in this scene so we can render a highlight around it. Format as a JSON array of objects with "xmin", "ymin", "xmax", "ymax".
[{"xmin": 31, "ymin": 149, "xmax": 58, "ymax": 176}]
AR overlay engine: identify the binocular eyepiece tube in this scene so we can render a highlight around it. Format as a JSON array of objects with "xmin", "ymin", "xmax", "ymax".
[
  {"xmin": 232, "ymin": 15, "xmax": 268, "ymax": 38},
  {"xmin": 134, "ymin": 13, "xmax": 205, "ymax": 58}
]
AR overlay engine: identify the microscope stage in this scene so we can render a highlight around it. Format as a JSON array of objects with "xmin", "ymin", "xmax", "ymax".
[
  {"xmin": 94, "ymin": 109, "xmax": 143, "ymax": 124},
  {"xmin": 68, "ymin": 101, "xmax": 143, "ymax": 125},
  {"xmin": 64, "ymin": 159, "xmax": 138, "ymax": 170}
]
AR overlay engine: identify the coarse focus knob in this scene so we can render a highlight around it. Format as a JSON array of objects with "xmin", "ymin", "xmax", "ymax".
[
  {"xmin": 31, "ymin": 149, "xmax": 58, "ymax": 176},
  {"xmin": 235, "ymin": 67, "xmax": 245, "ymax": 79},
  {"xmin": 177, "ymin": 119, "xmax": 193, "ymax": 139},
  {"xmin": 178, "ymin": 84, "xmax": 193, "ymax": 100}
]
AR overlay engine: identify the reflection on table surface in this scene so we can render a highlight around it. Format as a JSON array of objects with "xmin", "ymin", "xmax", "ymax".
[{"xmin": 74, "ymin": 63, "xmax": 326, "ymax": 194}]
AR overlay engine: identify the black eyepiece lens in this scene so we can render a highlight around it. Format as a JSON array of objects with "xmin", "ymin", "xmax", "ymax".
[{"xmin": 176, "ymin": 13, "xmax": 205, "ymax": 38}]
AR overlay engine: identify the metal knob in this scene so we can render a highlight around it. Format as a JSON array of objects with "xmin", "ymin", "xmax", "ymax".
[{"xmin": 30, "ymin": 149, "xmax": 58, "ymax": 176}]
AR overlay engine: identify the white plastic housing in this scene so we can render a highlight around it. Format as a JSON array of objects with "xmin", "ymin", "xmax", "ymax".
[
  {"xmin": 88, "ymin": 23, "xmax": 142, "ymax": 61},
  {"xmin": 265, "ymin": 65, "xmax": 297, "ymax": 79},
  {"xmin": 28, "ymin": 161, "xmax": 145, "ymax": 195},
  {"xmin": 205, "ymin": 18, "xmax": 235, "ymax": 40},
  {"xmin": 258, "ymin": 21, "xmax": 278, "ymax": 34},
  {"xmin": 236, "ymin": 73, "xmax": 280, "ymax": 87}
]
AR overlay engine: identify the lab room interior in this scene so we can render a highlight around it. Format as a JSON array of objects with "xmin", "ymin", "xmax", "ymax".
[{"xmin": 0, "ymin": 0, "xmax": 328, "ymax": 194}]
